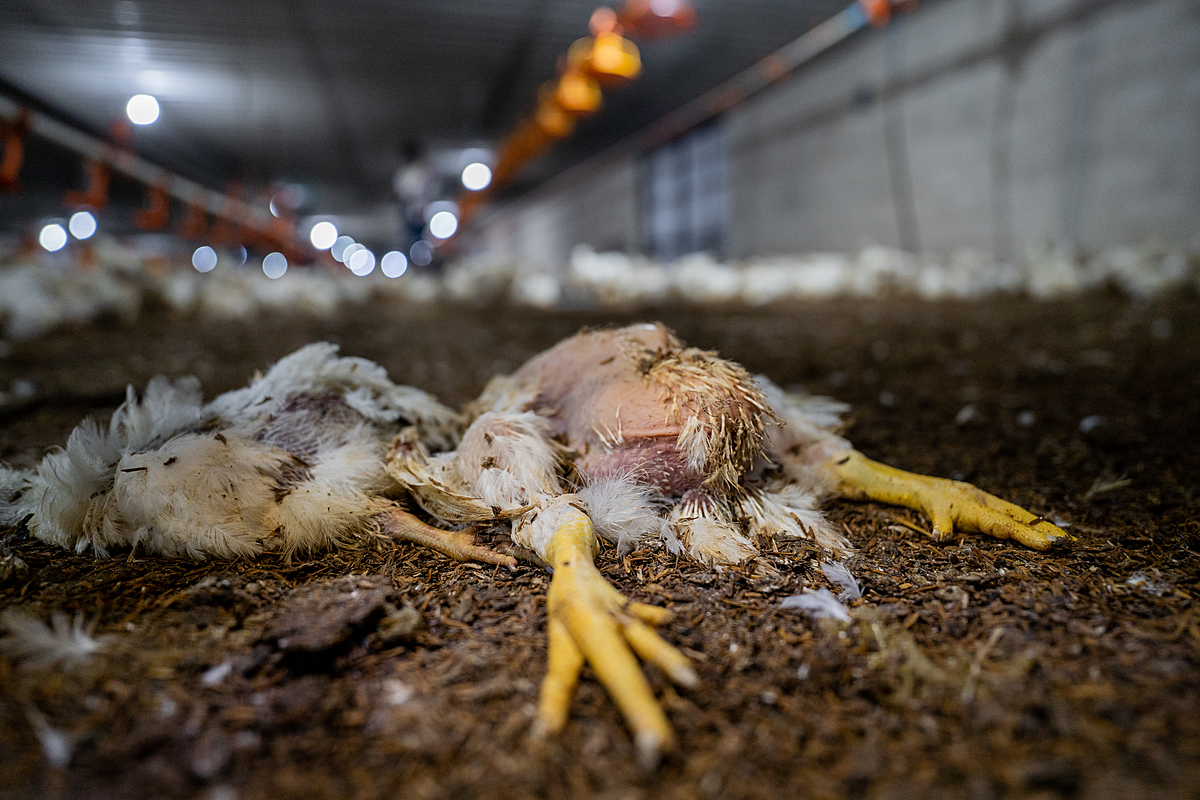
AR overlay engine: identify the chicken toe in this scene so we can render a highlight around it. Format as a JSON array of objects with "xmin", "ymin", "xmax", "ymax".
[
  {"xmin": 531, "ymin": 504, "xmax": 695, "ymax": 770},
  {"xmin": 828, "ymin": 450, "xmax": 1072, "ymax": 550}
]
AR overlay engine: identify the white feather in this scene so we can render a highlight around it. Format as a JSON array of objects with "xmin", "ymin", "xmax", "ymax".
[
  {"xmin": 21, "ymin": 376, "xmax": 205, "ymax": 553},
  {"xmin": 0, "ymin": 466, "xmax": 30, "ymax": 528},
  {"xmin": 206, "ymin": 342, "xmax": 461, "ymax": 450},
  {"xmin": 578, "ymin": 473, "xmax": 664, "ymax": 553},
  {"xmin": 669, "ymin": 498, "xmax": 756, "ymax": 565},
  {"xmin": 821, "ymin": 561, "xmax": 862, "ymax": 600},
  {"xmin": 740, "ymin": 486, "xmax": 851, "ymax": 554},
  {"xmin": 455, "ymin": 412, "xmax": 562, "ymax": 505},
  {"xmin": 24, "ymin": 706, "xmax": 74, "ymax": 769},
  {"xmin": 755, "ymin": 375, "xmax": 850, "ymax": 473},
  {"xmin": 780, "ymin": 589, "xmax": 853, "ymax": 622},
  {"xmin": 0, "ymin": 610, "xmax": 105, "ymax": 669}
]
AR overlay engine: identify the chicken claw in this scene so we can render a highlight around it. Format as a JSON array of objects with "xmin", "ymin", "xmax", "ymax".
[
  {"xmin": 532, "ymin": 506, "xmax": 697, "ymax": 770},
  {"xmin": 379, "ymin": 508, "xmax": 518, "ymax": 569},
  {"xmin": 829, "ymin": 450, "xmax": 1072, "ymax": 550}
]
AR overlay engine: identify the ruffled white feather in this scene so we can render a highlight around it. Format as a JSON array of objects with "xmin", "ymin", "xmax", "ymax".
[
  {"xmin": 207, "ymin": 342, "xmax": 460, "ymax": 450},
  {"xmin": 0, "ymin": 610, "xmax": 105, "ymax": 669}
]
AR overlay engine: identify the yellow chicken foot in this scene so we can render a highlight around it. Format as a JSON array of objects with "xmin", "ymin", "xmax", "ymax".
[
  {"xmin": 829, "ymin": 450, "xmax": 1072, "ymax": 550},
  {"xmin": 379, "ymin": 508, "xmax": 518, "ymax": 569},
  {"xmin": 533, "ymin": 507, "xmax": 697, "ymax": 770}
]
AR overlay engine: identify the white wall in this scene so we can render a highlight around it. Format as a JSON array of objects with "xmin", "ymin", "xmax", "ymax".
[{"xmin": 471, "ymin": 0, "xmax": 1200, "ymax": 270}]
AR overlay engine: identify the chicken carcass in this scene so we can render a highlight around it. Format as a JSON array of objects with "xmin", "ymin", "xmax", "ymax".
[
  {"xmin": 388, "ymin": 323, "xmax": 1069, "ymax": 766},
  {"xmin": 8, "ymin": 343, "xmax": 514, "ymax": 567},
  {"xmin": 4, "ymin": 328, "xmax": 1067, "ymax": 769}
]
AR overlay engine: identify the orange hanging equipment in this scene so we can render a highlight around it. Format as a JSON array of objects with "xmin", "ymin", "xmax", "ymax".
[
  {"xmin": 617, "ymin": 0, "xmax": 697, "ymax": 40},
  {"xmin": 180, "ymin": 201, "xmax": 209, "ymax": 240},
  {"xmin": 133, "ymin": 183, "xmax": 171, "ymax": 231},
  {"xmin": 0, "ymin": 108, "xmax": 31, "ymax": 194},
  {"xmin": 64, "ymin": 159, "xmax": 111, "ymax": 211},
  {"xmin": 567, "ymin": 32, "xmax": 642, "ymax": 87},
  {"xmin": 553, "ymin": 69, "xmax": 603, "ymax": 117},
  {"xmin": 567, "ymin": 8, "xmax": 642, "ymax": 88}
]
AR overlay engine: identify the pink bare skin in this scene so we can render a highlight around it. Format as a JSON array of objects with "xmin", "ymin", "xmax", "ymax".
[{"xmin": 500, "ymin": 323, "xmax": 762, "ymax": 494}]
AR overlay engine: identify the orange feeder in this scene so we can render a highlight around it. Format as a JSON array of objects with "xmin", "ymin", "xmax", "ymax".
[
  {"xmin": 0, "ymin": 108, "xmax": 30, "ymax": 194},
  {"xmin": 133, "ymin": 183, "xmax": 171, "ymax": 231},
  {"xmin": 567, "ymin": 32, "xmax": 641, "ymax": 87},
  {"xmin": 554, "ymin": 70, "xmax": 603, "ymax": 117},
  {"xmin": 617, "ymin": 0, "xmax": 697, "ymax": 39},
  {"xmin": 180, "ymin": 202, "xmax": 209, "ymax": 240},
  {"xmin": 860, "ymin": 0, "xmax": 892, "ymax": 27},
  {"xmin": 64, "ymin": 159, "xmax": 111, "ymax": 211},
  {"xmin": 534, "ymin": 96, "xmax": 577, "ymax": 139}
]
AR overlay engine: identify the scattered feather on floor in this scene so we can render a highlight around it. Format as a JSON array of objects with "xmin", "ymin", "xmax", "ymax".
[
  {"xmin": 821, "ymin": 561, "xmax": 863, "ymax": 600},
  {"xmin": 24, "ymin": 706, "xmax": 74, "ymax": 769},
  {"xmin": 0, "ymin": 610, "xmax": 106, "ymax": 669},
  {"xmin": 781, "ymin": 588, "xmax": 853, "ymax": 622},
  {"xmin": 1126, "ymin": 571, "xmax": 1172, "ymax": 597}
]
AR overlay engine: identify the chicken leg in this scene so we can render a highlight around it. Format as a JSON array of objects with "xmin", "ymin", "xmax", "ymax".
[
  {"xmin": 828, "ymin": 450, "xmax": 1071, "ymax": 550},
  {"xmin": 531, "ymin": 503, "xmax": 698, "ymax": 770},
  {"xmin": 379, "ymin": 508, "xmax": 518, "ymax": 569}
]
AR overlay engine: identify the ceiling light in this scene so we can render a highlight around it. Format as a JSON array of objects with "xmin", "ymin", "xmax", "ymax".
[
  {"xmin": 39, "ymin": 223, "xmax": 67, "ymax": 252},
  {"xmin": 331, "ymin": 235, "xmax": 354, "ymax": 262},
  {"xmin": 309, "ymin": 220, "xmax": 338, "ymax": 250},
  {"xmin": 410, "ymin": 240, "xmax": 433, "ymax": 266},
  {"xmin": 68, "ymin": 211, "xmax": 97, "ymax": 240},
  {"xmin": 126, "ymin": 94, "xmax": 160, "ymax": 125},
  {"xmin": 381, "ymin": 251, "xmax": 408, "ymax": 278},
  {"xmin": 348, "ymin": 248, "xmax": 376, "ymax": 276},
  {"xmin": 192, "ymin": 246, "xmax": 218, "ymax": 273},
  {"xmin": 341, "ymin": 243, "xmax": 364, "ymax": 266},
  {"xmin": 428, "ymin": 211, "xmax": 458, "ymax": 239},
  {"xmin": 262, "ymin": 252, "xmax": 288, "ymax": 279},
  {"xmin": 461, "ymin": 162, "xmax": 492, "ymax": 191}
]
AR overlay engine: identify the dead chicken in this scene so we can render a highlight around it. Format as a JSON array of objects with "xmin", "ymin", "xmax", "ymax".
[
  {"xmin": 387, "ymin": 322, "xmax": 1069, "ymax": 766},
  {"xmin": 5, "ymin": 343, "xmax": 513, "ymax": 566},
  {"xmin": 2, "ymin": 327, "xmax": 1068, "ymax": 768}
]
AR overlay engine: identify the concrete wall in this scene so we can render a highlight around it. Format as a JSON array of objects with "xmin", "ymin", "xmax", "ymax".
[{"xmin": 473, "ymin": 0, "xmax": 1200, "ymax": 271}]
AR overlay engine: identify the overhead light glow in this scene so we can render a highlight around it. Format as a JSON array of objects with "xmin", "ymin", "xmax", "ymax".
[
  {"xmin": 428, "ymin": 211, "xmax": 458, "ymax": 239},
  {"xmin": 126, "ymin": 93, "xmax": 160, "ymax": 125},
  {"xmin": 341, "ymin": 243, "xmax": 364, "ymax": 266},
  {"xmin": 269, "ymin": 198, "xmax": 281, "ymax": 218},
  {"xmin": 39, "ymin": 223, "xmax": 68, "ymax": 252},
  {"xmin": 461, "ymin": 162, "xmax": 492, "ymax": 191},
  {"xmin": 233, "ymin": 245, "xmax": 248, "ymax": 266},
  {"xmin": 68, "ymin": 211, "xmax": 97, "ymax": 240},
  {"xmin": 262, "ymin": 252, "xmax": 288, "ymax": 279},
  {"xmin": 348, "ymin": 248, "xmax": 376, "ymax": 276},
  {"xmin": 192, "ymin": 245, "xmax": 218, "ymax": 273},
  {"xmin": 331, "ymin": 235, "xmax": 354, "ymax": 262},
  {"xmin": 381, "ymin": 251, "xmax": 407, "ymax": 278},
  {"xmin": 410, "ymin": 240, "xmax": 433, "ymax": 267},
  {"xmin": 309, "ymin": 220, "xmax": 338, "ymax": 250}
]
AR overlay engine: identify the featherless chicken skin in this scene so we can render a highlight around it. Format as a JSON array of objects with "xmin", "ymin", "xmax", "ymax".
[{"xmin": 387, "ymin": 323, "xmax": 1070, "ymax": 767}]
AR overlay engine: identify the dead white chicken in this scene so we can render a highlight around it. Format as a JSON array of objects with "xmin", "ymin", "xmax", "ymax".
[
  {"xmin": 5, "ymin": 343, "xmax": 514, "ymax": 566},
  {"xmin": 1, "ymin": 329, "xmax": 1067, "ymax": 769},
  {"xmin": 388, "ymin": 322, "xmax": 1069, "ymax": 766}
]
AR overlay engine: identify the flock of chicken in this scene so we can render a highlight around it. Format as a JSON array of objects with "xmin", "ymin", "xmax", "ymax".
[
  {"xmin": 0, "ymin": 238, "xmax": 1194, "ymax": 341},
  {"xmin": 1, "ymin": 323, "xmax": 1068, "ymax": 765}
]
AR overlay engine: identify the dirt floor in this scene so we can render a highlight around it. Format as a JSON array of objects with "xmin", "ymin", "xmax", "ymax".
[{"xmin": 0, "ymin": 291, "xmax": 1198, "ymax": 800}]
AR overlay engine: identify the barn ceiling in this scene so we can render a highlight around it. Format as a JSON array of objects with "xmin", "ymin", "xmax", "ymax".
[{"xmin": 1, "ymin": 0, "xmax": 848, "ymax": 210}]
